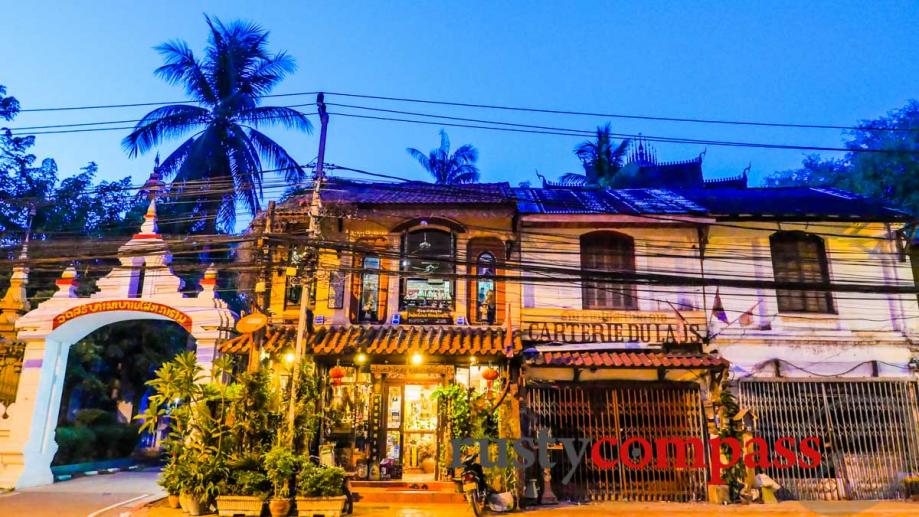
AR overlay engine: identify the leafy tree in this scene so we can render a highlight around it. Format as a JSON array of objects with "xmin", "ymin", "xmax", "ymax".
[
  {"xmin": 765, "ymin": 100, "xmax": 919, "ymax": 216},
  {"xmin": 122, "ymin": 16, "xmax": 311, "ymax": 234},
  {"xmin": 557, "ymin": 123, "xmax": 631, "ymax": 187},
  {"xmin": 407, "ymin": 129, "xmax": 480, "ymax": 184}
]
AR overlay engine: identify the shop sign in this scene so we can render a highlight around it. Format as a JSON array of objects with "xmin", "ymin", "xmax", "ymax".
[
  {"xmin": 521, "ymin": 308, "xmax": 704, "ymax": 345},
  {"xmin": 404, "ymin": 306, "xmax": 452, "ymax": 324},
  {"xmin": 53, "ymin": 300, "xmax": 193, "ymax": 331}
]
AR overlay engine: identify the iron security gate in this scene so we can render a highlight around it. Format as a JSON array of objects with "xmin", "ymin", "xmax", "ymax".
[
  {"xmin": 737, "ymin": 379, "xmax": 919, "ymax": 500},
  {"xmin": 525, "ymin": 382, "xmax": 708, "ymax": 502}
]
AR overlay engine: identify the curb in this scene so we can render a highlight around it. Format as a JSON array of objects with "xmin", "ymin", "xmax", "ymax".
[{"xmin": 53, "ymin": 462, "xmax": 155, "ymax": 482}]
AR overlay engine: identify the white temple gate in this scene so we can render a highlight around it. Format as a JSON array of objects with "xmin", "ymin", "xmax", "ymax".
[{"xmin": 0, "ymin": 199, "xmax": 235, "ymax": 488}]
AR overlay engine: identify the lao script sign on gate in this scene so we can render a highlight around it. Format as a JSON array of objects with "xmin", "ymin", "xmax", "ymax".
[{"xmin": 52, "ymin": 300, "xmax": 193, "ymax": 331}]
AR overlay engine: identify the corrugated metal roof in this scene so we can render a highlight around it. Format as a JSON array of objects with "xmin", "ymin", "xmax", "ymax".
[{"xmin": 514, "ymin": 186, "xmax": 911, "ymax": 220}]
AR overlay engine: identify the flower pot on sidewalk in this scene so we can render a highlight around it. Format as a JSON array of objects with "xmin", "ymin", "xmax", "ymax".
[
  {"xmin": 167, "ymin": 494, "xmax": 181, "ymax": 509},
  {"xmin": 216, "ymin": 495, "xmax": 266, "ymax": 516},
  {"xmin": 269, "ymin": 498, "xmax": 291, "ymax": 517},
  {"xmin": 295, "ymin": 496, "xmax": 347, "ymax": 517}
]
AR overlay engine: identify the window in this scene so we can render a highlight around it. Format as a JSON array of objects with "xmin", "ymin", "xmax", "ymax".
[
  {"xmin": 770, "ymin": 232, "xmax": 834, "ymax": 313},
  {"xmin": 358, "ymin": 256, "xmax": 381, "ymax": 322},
  {"xmin": 400, "ymin": 229, "xmax": 455, "ymax": 323},
  {"xmin": 284, "ymin": 246, "xmax": 306, "ymax": 309},
  {"xmin": 580, "ymin": 231, "xmax": 636, "ymax": 310},
  {"xmin": 475, "ymin": 252, "xmax": 497, "ymax": 324}
]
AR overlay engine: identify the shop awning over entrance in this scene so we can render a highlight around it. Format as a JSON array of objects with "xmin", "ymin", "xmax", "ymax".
[
  {"xmin": 529, "ymin": 350, "xmax": 728, "ymax": 369},
  {"xmin": 219, "ymin": 324, "xmax": 522, "ymax": 356}
]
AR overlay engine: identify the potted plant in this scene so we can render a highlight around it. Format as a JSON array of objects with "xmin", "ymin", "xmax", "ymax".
[
  {"xmin": 216, "ymin": 470, "xmax": 270, "ymax": 516},
  {"xmin": 265, "ymin": 445, "xmax": 300, "ymax": 517},
  {"xmin": 159, "ymin": 461, "xmax": 182, "ymax": 509},
  {"xmin": 418, "ymin": 442, "xmax": 436, "ymax": 474},
  {"xmin": 295, "ymin": 463, "xmax": 347, "ymax": 517}
]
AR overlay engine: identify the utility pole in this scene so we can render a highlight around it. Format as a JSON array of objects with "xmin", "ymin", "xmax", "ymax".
[
  {"xmin": 249, "ymin": 201, "xmax": 275, "ymax": 372},
  {"xmin": 287, "ymin": 93, "xmax": 329, "ymax": 445}
]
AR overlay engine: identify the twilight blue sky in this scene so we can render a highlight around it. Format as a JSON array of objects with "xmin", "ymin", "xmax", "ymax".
[{"xmin": 2, "ymin": 1, "xmax": 918, "ymax": 201}]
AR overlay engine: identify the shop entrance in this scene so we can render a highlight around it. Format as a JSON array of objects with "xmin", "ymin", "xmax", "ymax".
[{"xmin": 383, "ymin": 382, "xmax": 439, "ymax": 481}]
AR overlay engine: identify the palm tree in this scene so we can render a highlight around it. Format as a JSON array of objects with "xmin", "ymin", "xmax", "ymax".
[
  {"xmin": 406, "ymin": 130, "xmax": 480, "ymax": 184},
  {"xmin": 122, "ymin": 16, "xmax": 311, "ymax": 234},
  {"xmin": 557, "ymin": 123, "xmax": 630, "ymax": 187}
]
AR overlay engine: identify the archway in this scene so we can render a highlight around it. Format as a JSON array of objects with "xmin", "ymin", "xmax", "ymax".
[{"xmin": 0, "ymin": 200, "xmax": 235, "ymax": 488}]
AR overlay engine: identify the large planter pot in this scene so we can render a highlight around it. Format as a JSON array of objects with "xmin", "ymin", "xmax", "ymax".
[
  {"xmin": 268, "ymin": 498, "xmax": 292, "ymax": 517},
  {"xmin": 179, "ymin": 492, "xmax": 190, "ymax": 513},
  {"xmin": 186, "ymin": 496, "xmax": 208, "ymax": 516},
  {"xmin": 295, "ymin": 496, "xmax": 347, "ymax": 517},
  {"xmin": 420, "ymin": 456, "xmax": 436, "ymax": 474},
  {"xmin": 167, "ymin": 494, "xmax": 181, "ymax": 509},
  {"xmin": 216, "ymin": 495, "xmax": 266, "ymax": 516}
]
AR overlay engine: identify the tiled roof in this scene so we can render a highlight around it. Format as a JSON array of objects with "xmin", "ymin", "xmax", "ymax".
[
  {"xmin": 295, "ymin": 179, "xmax": 516, "ymax": 206},
  {"xmin": 514, "ymin": 186, "xmax": 911, "ymax": 220},
  {"xmin": 529, "ymin": 350, "xmax": 729, "ymax": 369},
  {"xmin": 219, "ymin": 324, "xmax": 522, "ymax": 356}
]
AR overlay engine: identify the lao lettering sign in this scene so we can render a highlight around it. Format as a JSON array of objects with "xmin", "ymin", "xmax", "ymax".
[
  {"xmin": 521, "ymin": 308, "xmax": 704, "ymax": 346},
  {"xmin": 53, "ymin": 300, "xmax": 193, "ymax": 331}
]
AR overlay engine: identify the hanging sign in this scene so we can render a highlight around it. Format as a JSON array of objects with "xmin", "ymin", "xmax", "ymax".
[
  {"xmin": 521, "ymin": 308, "xmax": 704, "ymax": 345},
  {"xmin": 53, "ymin": 300, "xmax": 193, "ymax": 331},
  {"xmin": 236, "ymin": 311, "xmax": 269, "ymax": 334}
]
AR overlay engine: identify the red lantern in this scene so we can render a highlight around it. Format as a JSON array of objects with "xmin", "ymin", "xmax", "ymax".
[
  {"xmin": 329, "ymin": 363, "xmax": 346, "ymax": 387},
  {"xmin": 482, "ymin": 366, "xmax": 499, "ymax": 389}
]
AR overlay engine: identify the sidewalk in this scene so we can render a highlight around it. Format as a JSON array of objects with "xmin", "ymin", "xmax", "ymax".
[{"xmin": 133, "ymin": 499, "xmax": 918, "ymax": 517}]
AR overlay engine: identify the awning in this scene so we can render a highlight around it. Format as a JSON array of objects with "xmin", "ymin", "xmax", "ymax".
[
  {"xmin": 219, "ymin": 324, "xmax": 522, "ymax": 357},
  {"xmin": 528, "ymin": 350, "xmax": 728, "ymax": 369}
]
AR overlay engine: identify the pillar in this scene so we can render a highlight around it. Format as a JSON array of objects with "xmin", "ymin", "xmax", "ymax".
[{"xmin": 0, "ymin": 338, "xmax": 70, "ymax": 488}]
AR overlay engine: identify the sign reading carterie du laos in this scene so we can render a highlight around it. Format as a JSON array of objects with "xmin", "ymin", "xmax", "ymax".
[
  {"xmin": 521, "ymin": 308, "xmax": 704, "ymax": 345},
  {"xmin": 53, "ymin": 300, "xmax": 193, "ymax": 331}
]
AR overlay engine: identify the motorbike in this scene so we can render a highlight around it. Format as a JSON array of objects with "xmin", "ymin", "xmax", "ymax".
[{"xmin": 460, "ymin": 452, "xmax": 517, "ymax": 516}]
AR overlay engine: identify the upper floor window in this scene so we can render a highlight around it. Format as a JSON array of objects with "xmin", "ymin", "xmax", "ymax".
[
  {"xmin": 475, "ymin": 252, "xmax": 497, "ymax": 324},
  {"xmin": 358, "ymin": 255, "xmax": 381, "ymax": 322},
  {"xmin": 770, "ymin": 231, "xmax": 834, "ymax": 313},
  {"xmin": 580, "ymin": 231, "xmax": 636, "ymax": 310},
  {"xmin": 400, "ymin": 228, "xmax": 455, "ymax": 322},
  {"xmin": 349, "ymin": 237, "xmax": 389, "ymax": 324}
]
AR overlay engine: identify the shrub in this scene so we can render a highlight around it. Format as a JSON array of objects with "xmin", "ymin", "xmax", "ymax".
[
  {"xmin": 53, "ymin": 426, "xmax": 97, "ymax": 465},
  {"xmin": 297, "ymin": 463, "xmax": 345, "ymax": 498},
  {"xmin": 264, "ymin": 445, "xmax": 299, "ymax": 499},
  {"xmin": 74, "ymin": 408, "xmax": 117, "ymax": 427}
]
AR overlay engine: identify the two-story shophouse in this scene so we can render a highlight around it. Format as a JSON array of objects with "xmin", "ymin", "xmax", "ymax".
[
  {"xmin": 513, "ymin": 182, "xmax": 919, "ymax": 502},
  {"xmin": 221, "ymin": 178, "xmax": 522, "ymax": 483}
]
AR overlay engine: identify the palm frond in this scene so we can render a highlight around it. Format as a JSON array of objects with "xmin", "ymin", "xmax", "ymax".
[
  {"xmin": 238, "ymin": 106, "xmax": 312, "ymax": 132},
  {"xmin": 154, "ymin": 41, "xmax": 215, "ymax": 103},
  {"xmin": 247, "ymin": 127, "xmax": 306, "ymax": 185},
  {"xmin": 122, "ymin": 104, "xmax": 210, "ymax": 157},
  {"xmin": 557, "ymin": 173, "xmax": 589, "ymax": 186}
]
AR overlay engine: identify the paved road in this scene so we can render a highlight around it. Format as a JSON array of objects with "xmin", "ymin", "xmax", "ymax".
[{"xmin": 0, "ymin": 468, "xmax": 163, "ymax": 517}]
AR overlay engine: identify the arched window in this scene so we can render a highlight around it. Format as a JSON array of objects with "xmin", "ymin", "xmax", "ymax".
[
  {"xmin": 400, "ymin": 228, "xmax": 455, "ymax": 323},
  {"xmin": 580, "ymin": 231, "xmax": 636, "ymax": 310},
  {"xmin": 475, "ymin": 252, "xmax": 497, "ymax": 324},
  {"xmin": 770, "ymin": 232, "xmax": 833, "ymax": 313},
  {"xmin": 358, "ymin": 255, "xmax": 381, "ymax": 322}
]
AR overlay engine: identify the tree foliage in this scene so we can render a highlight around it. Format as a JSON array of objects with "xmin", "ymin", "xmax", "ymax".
[
  {"xmin": 765, "ymin": 100, "xmax": 919, "ymax": 216},
  {"xmin": 122, "ymin": 16, "xmax": 311, "ymax": 234},
  {"xmin": 557, "ymin": 123, "xmax": 631, "ymax": 187},
  {"xmin": 407, "ymin": 130, "xmax": 480, "ymax": 184}
]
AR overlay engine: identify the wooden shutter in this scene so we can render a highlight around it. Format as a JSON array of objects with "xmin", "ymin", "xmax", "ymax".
[
  {"xmin": 581, "ymin": 232, "xmax": 636, "ymax": 310},
  {"xmin": 771, "ymin": 233, "xmax": 833, "ymax": 313}
]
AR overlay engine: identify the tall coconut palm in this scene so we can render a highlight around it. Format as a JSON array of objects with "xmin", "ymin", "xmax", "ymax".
[
  {"xmin": 122, "ymin": 16, "xmax": 311, "ymax": 234},
  {"xmin": 406, "ymin": 130, "xmax": 480, "ymax": 184},
  {"xmin": 557, "ymin": 123, "xmax": 630, "ymax": 187}
]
